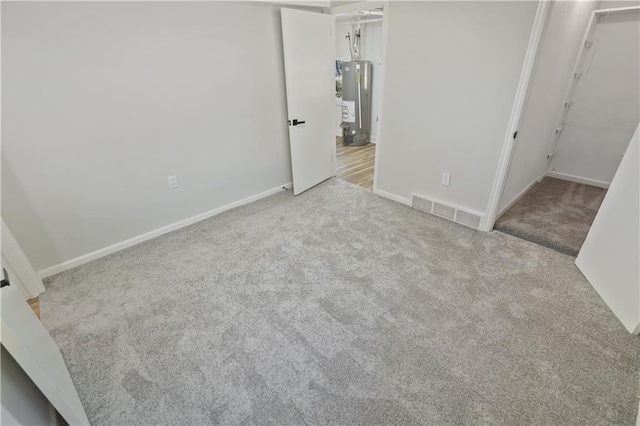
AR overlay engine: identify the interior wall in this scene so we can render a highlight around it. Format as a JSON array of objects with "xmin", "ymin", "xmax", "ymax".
[
  {"xmin": 499, "ymin": 0, "xmax": 601, "ymax": 213},
  {"xmin": 548, "ymin": 9, "xmax": 640, "ymax": 185},
  {"xmin": 376, "ymin": 1, "xmax": 538, "ymax": 214},
  {"xmin": 335, "ymin": 20, "xmax": 383, "ymax": 142},
  {"xmin": 1, "ymin": 2, "xmax": 293, "ymax": 272}
]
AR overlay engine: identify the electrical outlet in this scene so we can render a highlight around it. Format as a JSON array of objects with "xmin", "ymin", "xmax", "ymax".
[
  {"xmin": 168, "ymin": 175, "xmax": 179, "ymax": 189},
  {"xmin": 441, "ymin": 173, "xmax": 451, "ymax": 187}
]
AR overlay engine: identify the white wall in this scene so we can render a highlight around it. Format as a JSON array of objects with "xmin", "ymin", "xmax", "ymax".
[
  {"xmin": 1, "ymin": 346, "xmax": 52, "ymax": 426},
  {"xmin": 548, "ymin": 9, "xmax": 640, "ymax": 186},
  {"xmin": 575, "ymin": 124, "xmax": 639, "ymax": 334},
  {"xmin": 499, "ymin": 1, "xmax": 600, "ymax": 212},
  {"xmin": 1, "ymin": 2, "xmax": 293, "ymax": 273},
  {"xmin": 376, "ymin": 1, "xmax": 538, "ymax": 214},
  {"xmin": 335, "ymin": 19, "xmax": 383, "ymax": 142}
]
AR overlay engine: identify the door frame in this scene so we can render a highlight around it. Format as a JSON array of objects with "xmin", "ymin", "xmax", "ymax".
[
  {"xmin": 480, "ymin": 0, "xmax": 551, "ymax": 231},
  {"xmin": 328, "ymin": 1, "xmax": 388, "ymax": 190},
  {"xmin": 1, "ymin": 285, "xmax": 91, "ymax": 425},
  {"xmin": 483, "ymin": 4, "xmax": 640, "ymax": 232},
  {"xmin": 1, "ymin": 220, "xmax": 45, "ymax": 300}
]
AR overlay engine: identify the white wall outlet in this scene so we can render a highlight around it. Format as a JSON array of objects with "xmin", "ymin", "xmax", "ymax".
[
  {"xmin": 168, "ymin": 175, "xmax": 179, "ymax": 189},
  {"xmin": 441, "ymin": 173, "xmax": 451, "ymax": 187}
]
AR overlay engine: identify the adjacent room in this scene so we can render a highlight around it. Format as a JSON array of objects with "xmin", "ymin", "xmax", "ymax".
[
  {"xmin": 334, "ymin": 6, "xmax": 384, "ymax": 190},
  {"xmin": 1, "ymin": 1, "xmax": 639, "ymax": 425},
  {"xmin": 495, "ymin": 3, "xmax": 640, "ymax": 256}
]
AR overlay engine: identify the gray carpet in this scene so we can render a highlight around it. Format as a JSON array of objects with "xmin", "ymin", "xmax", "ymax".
[
  {"xmin": 41, "ymin": 179, "xmax": 639, "ymax": 425},
  {"xmin": 494, "ymin": 177, "xmax": 607, "ymax": 256}
]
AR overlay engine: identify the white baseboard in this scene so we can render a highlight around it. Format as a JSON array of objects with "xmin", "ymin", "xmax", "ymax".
[
  {"xmin": 545, "ymin": 171, "xmax": 610, "ymax": 189},
  {"xmin": 373, "ymin": 188, "xmax": 411, "ymax": 206},
  {"xmin": 38, "ymin": 183, "xmax": 293, "ymax": 279},
  {"xmin": 497, "ymin": 174, "xmax": 544, "ymax": 218}
]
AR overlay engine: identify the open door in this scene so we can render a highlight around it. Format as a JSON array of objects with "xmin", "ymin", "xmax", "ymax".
[
  {"xmin": 575, "ymin": 124, "xmax": 639, "ymax": 334},
  {"xmin": 1, "ymin": 277, "xmax": 90, "ymax": 424},
  {"xmin": 281, "ymin": 8, "xmax": 335, "ymax": 195}
]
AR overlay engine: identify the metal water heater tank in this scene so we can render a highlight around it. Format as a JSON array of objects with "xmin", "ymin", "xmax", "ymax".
[{"xmin": 341, "ymin": 60, "xmax": 372, "ymax": 146}]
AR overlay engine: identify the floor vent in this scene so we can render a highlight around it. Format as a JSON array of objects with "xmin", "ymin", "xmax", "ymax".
[
  {"xmin": 411, "ymin": 193, "xmax": 483, "ymax": 230},
  {"xmin": 455, "ymin": 209, "xmax": 482, "ymax": 230},
  {"xmin": 433, "ymin": 202, "xmax": 456, "ymax": 220},
  {"xmin": 411, "ymin": 195, "xmax": 432, "ymax": 212}
]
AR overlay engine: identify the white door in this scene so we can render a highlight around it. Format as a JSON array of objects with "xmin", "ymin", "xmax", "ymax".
[
  {"xmin": 575, "ymin": 125, "xmax": 639, "ymax": 334},
  {"xmin": 0, "ymin": 283, "xmax": 90, "ymax": 425},
  {"xmin": 281, "ymin": 8, "xmax": 335, "ymax": 195}
]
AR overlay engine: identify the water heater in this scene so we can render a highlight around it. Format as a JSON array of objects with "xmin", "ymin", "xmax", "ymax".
[{"xmin": 341, "ymin": 60, "xmax": 372, "ymax": 146}]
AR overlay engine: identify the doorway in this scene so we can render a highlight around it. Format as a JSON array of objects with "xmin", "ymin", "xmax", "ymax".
[
  {"xmin": 333, "ymin": 6, "xmax": 384, "ymax": 191},
  {"xmin": 493, "ymin": 5, "xmax": 640, "ymax": 256}
]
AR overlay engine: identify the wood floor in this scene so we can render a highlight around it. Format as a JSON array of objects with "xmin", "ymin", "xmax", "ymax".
[
  {"xmin": 335, "ymin": 137, "xmax": 375, "ymax": 190},
  {"xmin": 28, "ymin": 297, "xmax": 41, "ymax": 320}
]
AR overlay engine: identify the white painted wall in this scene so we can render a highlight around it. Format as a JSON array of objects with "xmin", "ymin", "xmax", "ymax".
[
  {"xmin": 335, "ymin": 19, "xmax": 383, "ymax": 142},
  {"xmin": 1, "ymin": 346, "xmax": 52, "ymax": 426},
  {"xmin": 499, "ymin": 0, "xmax": 601, "ymax": 213},
  {"xmin": 376, "ymin": 1, "xmax": 538, "ymax": 213},
  {"xmin": 1, "ymin": 2, "xmax": 293, "ymax": 273},
  {"xmin": 575, "ymin": 124, "xmax": 639, "ymax": 334},
  {"xmin": 1, "ymin": 221, "xmax": 46, "ymax": 300},
  {"xmin": 549, "ymin": 9, "xmax": 640, "ymax": 185}
]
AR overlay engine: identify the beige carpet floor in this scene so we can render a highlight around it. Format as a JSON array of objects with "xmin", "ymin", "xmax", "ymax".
[{"xmin": 494, "ymin": 177, "xmax": 607, "ymax": 256}]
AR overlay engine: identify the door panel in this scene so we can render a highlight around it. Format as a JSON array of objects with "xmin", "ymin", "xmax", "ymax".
[
  {"xmin": 0, "ymin": 284, "xmax": 90, "ymax": 425},
  {"xmin": 575, "ymin": 125, "xmax": 639, "ymax": 334},
  {"xmin": 281, "ymin": 8, "xmax": 335, "ymax": 195}
]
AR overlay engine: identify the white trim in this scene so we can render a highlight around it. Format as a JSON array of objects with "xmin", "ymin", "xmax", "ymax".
[
  {"xmin": 632, "ymin": 322, "xmax": 640, "ymax": 336},
  {"xmin": 373, "ymin": 188, "xmax": 411, "ymax": 206},
  {"xmin": 481, "ymin": 0, "xmax": 551, "ymax": 232},
  {"xmin": 329, "ymin": 1, "xmax": 384, "ymax": 16},
  {"xmin": 1, "ymin": 221, "xmax": 46, "ymax": 299},
  {"xmin": 545, "ymin": 171, "xmax": 610, "ymax": 189},
  {"xmin": 372, "ymin": 1, "xmax": 389, "ymax": 192},
  {"xmin": 38, "ymin": 183, "xmax": 292, "ymax": 279},
  {"xmin": 593, "ymin": 6, "xmax": 640, "ymax": 15},
  {"xmin": 496, "ymin": 174, "xmax": 544, "ymax": 218}
]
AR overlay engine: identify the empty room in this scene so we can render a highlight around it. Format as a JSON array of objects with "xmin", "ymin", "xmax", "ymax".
[{"xmin": 1, "ymin": 1, "xmax": 639, "ymax": 425}]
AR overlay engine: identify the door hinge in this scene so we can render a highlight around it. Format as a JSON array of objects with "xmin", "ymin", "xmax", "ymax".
[
  {"xmin": 574, "ymin": 72, "xmax": 583, "ymax": 79},
  {"xmin": 564, "ymin": 101, "xmax": 573, "ymax": 108},
  {"xmin": 546, "ymin": 151, "xmax": 556, "ymax": 160},
  {"xmin": 585, "ymin": 40, "xmax": 593, "ymax": 48},
  {"xmin": 513, "ymin": 131, "xmax": 518, "ymax": 139}
]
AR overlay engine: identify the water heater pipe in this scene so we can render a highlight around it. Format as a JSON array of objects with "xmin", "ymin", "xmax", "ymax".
[{"xmin": 357, "ymin": 69, "xmax": 363, "ymax": 128}]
